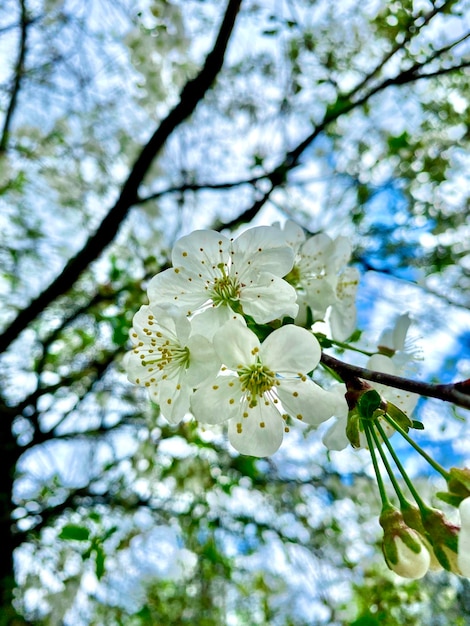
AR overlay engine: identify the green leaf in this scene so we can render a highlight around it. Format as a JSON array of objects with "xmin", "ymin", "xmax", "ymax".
[
  {"xmin": 59, "ymin": 525, "xmax": 90, "ymax": 541},
  {"xmin": 350, "ymin": 616, "xmax": 382, "ymax": 626},
  {"xmin": 94, "ymin": 545, "xmax": 106, "ymax": 580}
]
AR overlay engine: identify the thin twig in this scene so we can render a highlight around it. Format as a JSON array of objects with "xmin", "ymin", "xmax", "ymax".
[{"xmin": 0, "ymin": 0, "xmax": 28, "ymax": 153}]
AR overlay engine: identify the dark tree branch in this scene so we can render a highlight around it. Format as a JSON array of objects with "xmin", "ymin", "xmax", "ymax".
[
  {"xmin": 221, "ymin": 25, "xmax": 470, "ymax": 229},
  {"xmin": 0, "ymin": 0, "xmax": 243, "ymax": 354},
  {"xmin": 321, "ymin": 352, "xmax": 470, "ymax": 410},
  {"xmin": 135, "ymin": 174, "xmax": 268, "ymax": 204},
  {"xmin": 0, "ymin": 0, "xmax": 29, "ymax": 154},
  {"xmin": 349, "ymin": 0, "xmax": 455, "ymax": 97}
]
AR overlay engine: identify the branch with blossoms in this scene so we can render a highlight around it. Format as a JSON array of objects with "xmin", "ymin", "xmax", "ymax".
[
  {"xmin": 1, "ymin": 0, "xmax": 467, "ymax": 360},
  {"xmin": 123, "ymin": 220, "xmax": 470, "ymax": 581}
]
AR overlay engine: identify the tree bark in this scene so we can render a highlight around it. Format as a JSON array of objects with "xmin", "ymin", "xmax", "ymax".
[{"xmin": 0, "ymin": 406, "xmax": 25, "ymax": 625}]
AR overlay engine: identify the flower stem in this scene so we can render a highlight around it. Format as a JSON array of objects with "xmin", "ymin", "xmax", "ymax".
[
  {"xmin": 374, "ymin": 420, "xmax": 428, "ymax": 512},
  {"xmin": 317, "ymin": 335, "xmax": 375, "ymax": 357},
  {"xmin": 368, "ymin": 424, "xmax": 410, "ymax": 509},
  {"xmin": 363, "ymin": 421, "xmax": 390, "ymax": 507},
  {"xmin": 383, "ymin": 413, "xmax": 450, "ymax": 480}
]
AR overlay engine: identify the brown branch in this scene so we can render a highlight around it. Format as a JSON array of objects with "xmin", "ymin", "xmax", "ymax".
[
  {"xmin": 0, "ymin": 0, "xmax": 29, "ymax": 153},
  {"xmin": 0, "ymin": 0, "xmax": 243, "ymax": 354},
  {"xmin": 349, "ymin": 0, "xmax": 454, "ymax": 98},
  {"xmin": 321, "ymin": 352, "xmax": 470, "ymax": 410},
  {"xmin": 135, "ymin": 174, "xmax": 267, "ymax": 204},
  {"xmin": 220, "ymin": 24, "xmax": 470, "ymax": 230}
]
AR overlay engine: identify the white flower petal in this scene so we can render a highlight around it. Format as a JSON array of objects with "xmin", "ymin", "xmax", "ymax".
[
  {"xmin": 131, "ymin": 304, "xmax": 177, "ymax": 340},
  {"xmin": 213, "ymin": 321, "xmax": 259, "ymax": 369},
  {"xmin": 280, "ymin": 220, "xmax": 306, "ymax": 251},
  {"xmin": 300, "ymin": 233, "xmax": 334, "ymax": 273},
  {"xmin": 232, "ymin": 226, "xmax": 294, "ymax": 277},
  {"xmin": 322, "ymin": 416, "xmax": 350, "ymax": 451},
  {"xmin": 147, "ymin": 267, "xmax": 208, "ymax": 313},
  {"xmin": 148, "ymin": 304, "xmax": 191, "ymax": 344},
  {"xmin": 329, "ymin": 267, "xmax": 360, "ymax": 341},
  {"xmin": 304, "ymin": 276, "xmax": 337, "ymax": 319},
  {"xmin": 390, "ymin": 535, "xmax": 431, "ymax": 579},
  {"xmin": 378, "ymin": 313, "xmax": 412, "ymax": 352},
  {"xmin": 185, "ymin": 335, "xmax": 220, "ymax": 386},
  {"xmin": 171, "ymin": 230, "xmax": 230, "ymax": 271},
  {"xmin": 241, "ymin": 274, "xmax": 298, "ymax": 322},
  {"xmin": 367, "ymin": 354, "xmax": 419, "ymax": 414},
  {"xmin": 458, "ymin": 498, "xmax": 470, "ymax": 577},
  {"xmin": 261, "ymin": 325, "xmax": 320, "ymax": 374},
  {"xmin": 123, "ymin": 350, "xmax": 153, "ymax": 385},
  {"xmin": 189, "ymin": 306, "xmax": 243, "ymax": 340},
  {"xmin": 191, "ymin": 377, "xmax": 242, "ymax": 424},
  {"xmin": 159, "ymin": 377, "xmax": 192, "ymax": 424},
  {"xmin": 329, "ymin": 235, "xmax": 352, "ymax": 270},
  {"xmin": 228, "ymin": 401, "xmax": 284, "ymax": 457},
  {"xmin": 368, "ymin": 354, "xmax": 399, "ymax": 376},
  {"xmin": 277, "ymin": 379, "xmax": 340, "ymax": 425}
]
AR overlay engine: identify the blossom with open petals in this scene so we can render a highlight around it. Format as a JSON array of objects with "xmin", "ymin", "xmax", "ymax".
[
  {"xmin": 147, "ymin": 227, "xmax": 298, "ymax": 338},
  {"xmin": 191, "ymin": 320, "xmax": 341, "ymax": 456},
  {"xmin": 280, "ymin": 221, "xmax": 359, "ymax": 340},
  {"xmin": 124, "ymin": 304, "xmax": 218, "ymax": 423}
]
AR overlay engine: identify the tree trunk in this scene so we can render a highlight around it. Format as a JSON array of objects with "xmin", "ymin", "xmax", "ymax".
[{"xmin": 0, "ymin": 407, "xmax": 26, "ymax": 625}]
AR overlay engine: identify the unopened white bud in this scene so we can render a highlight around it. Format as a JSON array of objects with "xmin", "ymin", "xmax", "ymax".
[
  {"xmin": 458, "ymin": 497, "xmax": 470, "ymax": 577},
  {"xmin": 389, "ymin": 534, "xmax": 431, "ymax": 579},
  {"xmin": 380, "ymin": 506, "xmax": 431, "ymax": 579}
]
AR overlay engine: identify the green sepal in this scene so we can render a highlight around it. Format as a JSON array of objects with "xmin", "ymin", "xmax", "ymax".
[
  {"xmin": 447, "ymin": 466, "xmax": 470, "ymax": 493},
  {"xmin": 436, "ymin": 491, "xmax": 464, "ymax": 508},
  {"xmin": 436, "ymin": 466, "xmax": 470, "ymax": 507},
  {"xmin": 420, "ymin": 507, "xmax": 460, "ymax": 572},
  {"xmin": 314, "ymin": 332, "xmax": 333, "ymax": 349},
  {"xmin": 357, "ymin": 389, "xmax": 382, "ymax": 420},
  {"xmin": 346, "ymin": 410, "xmax": 361, "ymax": 449},
  {"xmin": 386, "ymin": 402, "xmax": 413, "ymax": 431}
]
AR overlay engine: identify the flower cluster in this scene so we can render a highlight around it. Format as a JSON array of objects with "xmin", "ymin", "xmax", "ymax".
[
  {"xmin": 124, "ymin": 220, "xmax": 470, "ymax": 582},
  {"xmin": 125, "ymin": 224, "xmax": 355, "ymax": 456},
  {"xmin": 279, "ymin": 220, "xmax": 360, "ymax": 341}
]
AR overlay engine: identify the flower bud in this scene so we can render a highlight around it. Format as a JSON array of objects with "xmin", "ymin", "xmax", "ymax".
[
  {"xmin": 380, "ymin": 505, "xmax": 430, "ymax": 579},
  {"xmin": 458, "ymin": 497, "xmax": 470, "ymax": 577},
  {"xmin": 401, "ymin": 502, "xmax": 442, "ymax": 572},
  {"xmin": 421, "ymin": 507, "xmax": 460, "ymax": 573}
]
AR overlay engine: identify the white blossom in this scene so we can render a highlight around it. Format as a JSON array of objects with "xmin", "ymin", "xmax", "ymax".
[
  {"xmin": 191, "ymin": 320, "xmax": 341, "ymax": 457},
  {"xmin": 280, "ymin": 221, "xmax": 359, "ymax": 340},
  {"xmin": 147, "ymin": 227, "xmax": 298, "ymax": 338},
  {"xmin": 124, "ymin": 304, "xmax": 218, "ymax": 423},
  {"xmin": 458, "ymin": 497, "xmax": 470, "ymax": 577}
]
